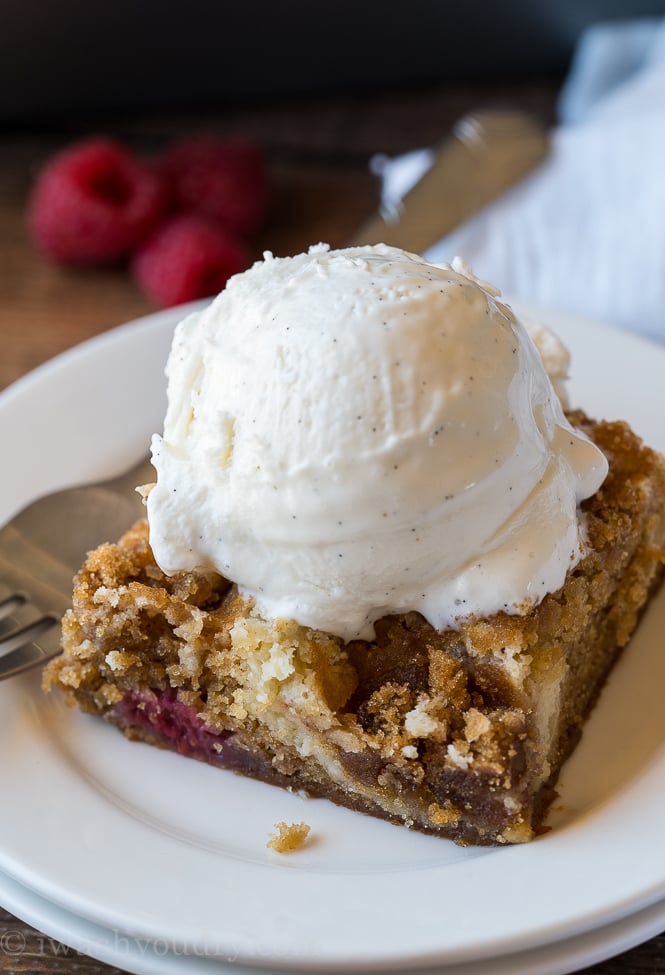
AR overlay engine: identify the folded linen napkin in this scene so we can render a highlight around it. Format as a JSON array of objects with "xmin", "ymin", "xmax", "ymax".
[{"xmin": 381, "ymin": 19, "xmax": 665, "ymax": 343}]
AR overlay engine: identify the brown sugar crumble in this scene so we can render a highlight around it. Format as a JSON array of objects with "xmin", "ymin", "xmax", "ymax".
[{"xmin": 267, "ymin": 821, "xmax": 312, "ymax": 853}]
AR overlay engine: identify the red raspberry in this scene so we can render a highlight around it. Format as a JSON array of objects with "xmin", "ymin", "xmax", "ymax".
[
  {"xmin": 28, "ymin": 138, "xmax": 167, "ymax": 265},
  {"xmin": 159, "ymin": 137, "xmax": 268, "ymax": 237},
  {"xmin": 132, "ymin": 214, "xmax": 250, "ymax": 307}
]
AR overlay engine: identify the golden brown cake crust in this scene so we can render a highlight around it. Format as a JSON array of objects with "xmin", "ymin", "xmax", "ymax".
[{"xmin": 44, "ymin": 413, "xmax": 665, "ymax": 845}]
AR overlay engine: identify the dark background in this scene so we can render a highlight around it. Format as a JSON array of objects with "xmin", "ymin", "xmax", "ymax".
[{"xmin": 3, "ymin": 0, "xmax": 665, "ymax": 124}]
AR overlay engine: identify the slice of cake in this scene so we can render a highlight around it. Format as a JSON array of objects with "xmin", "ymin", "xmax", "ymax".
[{"xmin": 43, "ymin": 246, "xmax": 665, "ymax": 845}]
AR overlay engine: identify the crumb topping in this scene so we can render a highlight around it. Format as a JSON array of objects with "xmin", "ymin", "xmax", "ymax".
[{"xmin": 267, "ymin": 821, "xmax": 311, "ymax": 853}]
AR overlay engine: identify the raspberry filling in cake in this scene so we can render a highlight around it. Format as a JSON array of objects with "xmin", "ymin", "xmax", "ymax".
[{"xmin": 114, "ymin": 689, "xmax": 231, "ymax": 759}]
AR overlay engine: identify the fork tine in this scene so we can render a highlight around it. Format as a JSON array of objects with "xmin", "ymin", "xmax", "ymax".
[
  {"xmin": 0, "ymin": 614, "xmax": 60, "ymax": 657},
  {"xmin": 0, "ymin": 592, "xmax": 44, "ymax": 639},
  {"xmin": 0, "ymin": 455, "xmax": 153, "ymax": 680},
  {"xmin": 0, "ymin": 592, "xmax": 27, "ymax": 623},
  {"xmin": 0, "ymin": 616, "xmax": 61, "ymax": 680}
]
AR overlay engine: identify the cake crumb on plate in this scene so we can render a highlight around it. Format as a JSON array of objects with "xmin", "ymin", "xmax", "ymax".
[{"xmin": 267, "ymin": 821, "xmax": 311, "ymax": 853}]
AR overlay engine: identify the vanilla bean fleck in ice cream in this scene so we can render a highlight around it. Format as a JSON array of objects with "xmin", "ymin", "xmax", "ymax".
[{"xmin": 146, "ymin": 244, "xmax": 608, "ymax": 641}]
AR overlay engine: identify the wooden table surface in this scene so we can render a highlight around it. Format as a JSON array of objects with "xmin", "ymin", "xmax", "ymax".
[{"xmin": 1, "ymin": 83, "xmax": 664, "ymax": 975}]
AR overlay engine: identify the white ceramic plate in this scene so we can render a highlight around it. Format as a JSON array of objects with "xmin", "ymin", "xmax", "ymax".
[
  {"xmin": 1, "ymin": 302, "xmax": 665, "ymax": 972},
  {"xmin": 2, "ymin": 866, "xmax": 665, "ymax": 975}
]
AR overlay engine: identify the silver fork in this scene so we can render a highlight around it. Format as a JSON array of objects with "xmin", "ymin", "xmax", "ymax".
[{"xmin": 0, "ymin": 456, "xmax": 155, "ymax": 680}]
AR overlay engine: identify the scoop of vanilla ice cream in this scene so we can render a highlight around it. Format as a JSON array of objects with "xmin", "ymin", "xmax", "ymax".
[{"xmin": 147, "ymin": 244, "xmax": 608, "ymax": 642}]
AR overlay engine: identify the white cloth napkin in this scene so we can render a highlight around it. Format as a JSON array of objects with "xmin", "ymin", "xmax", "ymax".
[{"xmin": 381, "ymin": 19, "xmax": 665, "ymax": 343}]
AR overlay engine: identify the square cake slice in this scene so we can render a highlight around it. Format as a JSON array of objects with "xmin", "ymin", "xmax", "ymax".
[{"xmin": 44, "ymin": 413, "xmax": 665, "ymax": 845}]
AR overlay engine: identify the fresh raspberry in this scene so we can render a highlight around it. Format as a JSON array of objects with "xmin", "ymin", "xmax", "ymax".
[
  {"xmin": 28, "ymin": 138, "xmax": 167, "ymax": 265},
  {"xmin": 159, "ymin": 137, "xmax": 268, "ymax": 237},
  {"xmin": 132, "ymin": 214, "xmax": 250, "ymax": 307}
]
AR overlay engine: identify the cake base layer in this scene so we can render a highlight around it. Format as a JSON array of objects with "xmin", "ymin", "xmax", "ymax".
[{"xmin": 44, "ymin": 414, "xmax": 665, "ymax": 845}]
